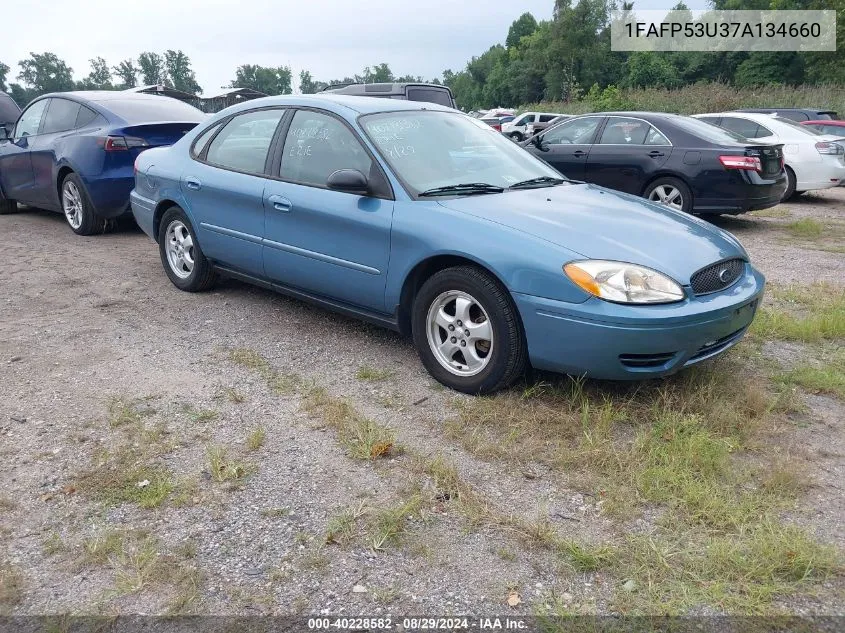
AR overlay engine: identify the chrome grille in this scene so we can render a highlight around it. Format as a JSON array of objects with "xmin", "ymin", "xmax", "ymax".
[{"xmin": 690, "ymin": 259, "xmax": 744, "ymax": 295}]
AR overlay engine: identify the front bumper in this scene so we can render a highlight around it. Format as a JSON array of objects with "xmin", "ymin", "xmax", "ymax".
[{"xmin": 514, "ymin": 264, "xmax": 765, "ymax": 380}]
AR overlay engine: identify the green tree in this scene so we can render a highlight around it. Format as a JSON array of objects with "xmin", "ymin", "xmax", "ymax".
[
  {"xmin": 0, "ymin": 61, "xmax": 8, "ymax": 92},
  {"xmin": 626, "ymin": 52, "xmax": 681, "ymax": 89},
  {"xmin": 77, "ymin": 57, "xmax": 113, "ymax": 90},
  {"xmin": 230, "ymin": 64, "xmax": 292, "ymax": 95},
  {"xmin": 17, "ymin": 52, "xmax": 75, "ymax": 94},
  {"xmin": 298, "ymin": 70, "xmax": 324, "ymax": 94},
  {"xmin": 113, "ymin": 59, "xmax": 138, "ymax": 88},
  {"xmin": 506, "ymin": 12, "xmax": 538, "ymax": 48},
  {"xmin": 362, "ymin": 63, "xmax": 394, "ymax": 83},
  {"xmin": 138, "ymin": 52, "xmax": 166, "ymax": 85},
  {"xmin": 164, "ymin": 50, "xmax": 201, "ymax": 94}
]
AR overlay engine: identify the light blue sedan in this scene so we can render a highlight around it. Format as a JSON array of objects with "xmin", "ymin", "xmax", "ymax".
[{"xmin": 130, "ymin": 95, "xmax": 764, "ymax": 394}]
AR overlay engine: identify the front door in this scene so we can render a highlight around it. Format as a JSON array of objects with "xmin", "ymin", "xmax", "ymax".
[
  {"xmin": 0, "ymin": 98, "xmax": 48, "ymax": 204},
  {"xmin": 263, "ymin": 108, "xmax": 394, "ymax": 312},
  {"xmin": 529, "ymin": 116, "xmax": 604, "ymax": 181}
]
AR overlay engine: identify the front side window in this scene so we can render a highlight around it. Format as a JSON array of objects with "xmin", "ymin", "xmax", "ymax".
[
  {"xmin": 361, "ymin": 110, "xmax": 562, "ymax": 194},
  {"xmin": 598, "ymin": 117, "xmax": 650, "ymax": 145},
  {"xmin": 14, "ymin": 99, "xmax": 49, "ymax": 138},
  {"xmin": 281, "ymin": 110, "xmax": 372, "ymax": 187},
  {"xmin": 205, "ymin": 109, "xmax": 284, "ymax": 174},
  {"xmin": 41, "ymin": 98, "xmax": 81, "ymax": 134},
  {"xmin": 513, "ymin": 115, "xmax": 532, "ymax": 127},
  {"xmin": 543, "ymin": 116, "xmax": 602, "ymax": 145}
]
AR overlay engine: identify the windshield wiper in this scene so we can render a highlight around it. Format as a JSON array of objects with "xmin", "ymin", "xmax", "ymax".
[
  {"xmin": 418, "ymin": 183, "xmax": 505, "ymax": 197},
  {"xmin": 508, "ymin": 176, "xmax": 567, "ymax": 190}
]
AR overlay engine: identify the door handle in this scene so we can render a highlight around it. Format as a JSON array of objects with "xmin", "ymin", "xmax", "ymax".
[
  {"xmin": 648, "ymin": 151, "xmax": 665, "ymax": 158},
  {"xmin": 268, "ymin": 194, "xmax": 292, "ymax": 213},
  {"xmin": 185, "ymin": 177, "xmax": 202, "ymax": 190},
  {"xmin": 573, "ymin": 150, "xmax": 587, "ymax": 157}
]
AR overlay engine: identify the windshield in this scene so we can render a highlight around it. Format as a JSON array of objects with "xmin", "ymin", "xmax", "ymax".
[{"xmin": 360, "ymin": 110, "xmax": 562, "ymax": 195}]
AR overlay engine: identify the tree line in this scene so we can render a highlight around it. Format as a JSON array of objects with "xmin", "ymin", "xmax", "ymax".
[
  {"xmin": 443, "ymin": 0, "xmax": 845, "ymax": 111},
  {"xmin": 2, "ymin": 0, "xmax": 843, "ymax": 110}
]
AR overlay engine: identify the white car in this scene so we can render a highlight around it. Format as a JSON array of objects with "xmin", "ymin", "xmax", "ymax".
[
  {"xmin": 694, "ymin": 111, "xmax": 845, "ymax": 199},
  {"xmin": 502, "ymin": 112, "xmax": 564, "ymax": 142}
]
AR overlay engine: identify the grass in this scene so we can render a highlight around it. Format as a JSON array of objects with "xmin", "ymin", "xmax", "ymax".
[
  {"xmin": 355, "ymin": 365, "xmax": 394, "ymax": 382},
  {"xmin": 0, "ymin": 497, "xmax": 17, "ymax": 512},
  {"xmin": 325, "ymin": 501, "xmax": 367, "ymax": 545},
  {"xmin": 246, "ymin": 427, "xmax": 266, "ymax": 451},
  {"xmin": 752, "ymin": 284, "xmax": 845, "ymax": 342},
  {"xmin": 303, "ymin": 387, "xmax": 396, "ymax": 460},
  {"xmin": 785, "ymin": 218, "xmax": 824, "ymax": 239},
  {"xmin": 751, "ymin": 207, "xmax": 792, "ymax": 219},
  {"xmin": 261, "ymin": 507, "xmax": 291, "ymax": 518},
  {"xmin": 222, "ymin": 387, "xmax": 245, "ymax": 404},
  {"xmin": 780, "ymin": 357, "xmax": 845, "ymax": 400},
  {"xmin": 76, "ymin": 458, "xmax": 174, "ymax": 509},
  {"xmin": 368, "ymin": 493, "xmax": 426, "ymax": 551},
  {"xmin": 42, "ymin": 531, "xmax": 65, "ymax": 556},
  {"xmin": 227, "ymin": 347, "xmax": 302, "ymax": 395},
  {"xmin": 206, "ymin": 445, "xmax": 251, "ymax": 483},
  {"xmin": 107, "ymin": 397, "xmax": 152, "ymax": 428}
]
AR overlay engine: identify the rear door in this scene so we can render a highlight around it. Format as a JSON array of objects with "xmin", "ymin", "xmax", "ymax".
[
  {"xmin": 28, "ymin": 97, "xmax": 81, "ymax": 206},
  {"xmin": 529, "ymin": 116, "xmax": 604, "ymax": 180},
  {"xmin": 0, "ymin": 98, "xmax": 48, "ymax": 204},
  {"xmin": 182, "ymin": 107, "xmax": 286, "ymax": 276},
  {"xmin": 586, "ymin": 117, "xmax": 671, "ymax": 194},
  {"xmin": 262, "ymin": 108, "xmax": 394, "ymax": 311}
]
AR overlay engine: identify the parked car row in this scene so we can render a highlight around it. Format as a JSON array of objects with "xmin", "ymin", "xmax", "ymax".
[{"xmin": 0, "ymin": 92, "xmax": 767, "ymax": 394}]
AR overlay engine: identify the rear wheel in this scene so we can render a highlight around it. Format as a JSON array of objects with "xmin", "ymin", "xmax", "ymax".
[
  {"xmin": 0, "ymin": 198, "xmax": 16, "ymax": 215},
  {"xmin": 61, "ymin": 173, "xmax": 101, "ymax": 235},
  {"xmin": 783, "ymin": 166, "xmax": 797, "ymax": 200},
  {"xmin": 158, "ymin": 206, "xmax": 216, "ymax": 292},
  {"xmin": 412, "ymin": 265, "xmax": 527, "ymax": 394},
  {"xmin": 644, "ymin": 177, "xmax": 693, "ymax": 213},
  {"xmin": 509, "ymin": 132, "xmax": 524, "ymax": 142}
]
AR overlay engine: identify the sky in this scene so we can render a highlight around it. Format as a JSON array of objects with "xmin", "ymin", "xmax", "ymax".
[{"xmin": 2, "ymin": 0, "xmax": 710, "ymax": 97}]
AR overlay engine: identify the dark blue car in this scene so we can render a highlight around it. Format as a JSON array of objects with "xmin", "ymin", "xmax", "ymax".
[{"xmin": 0, "ymin": 91, "xmax": 205, "ymax": 234}]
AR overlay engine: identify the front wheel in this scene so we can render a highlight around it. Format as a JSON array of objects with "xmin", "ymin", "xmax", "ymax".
[
  {"xmin": 509, "ymin": 132, "xmax": 524, "ymax": 142},
  {"xmin": 0, "ymin": 198, "xmax": 16, "ymax": 215},
  {"xmin": 412, "ymin": 266, "xmax": 527, "ymax": 394},
  {"xmin": 157, "ymin": 207, "xmax": 216, "ymax": 292},
  {"xmin": 644, "ymin": 177, "xmax": 693, "ymax": 214}
]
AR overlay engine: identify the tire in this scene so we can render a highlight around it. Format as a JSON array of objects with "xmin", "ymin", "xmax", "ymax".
[
  {"xmin": 61, "ymin": 173, "xmax": 102, "ymax": 235},
  {"xmin": 0, "ymin": 198, "xmax": 16, "ymax": 215},
  {"xmin": 644, "ymin": 177, "xmax": 693, "ymax": 214},
  {"xmin": 509, "ymin": 132, "xmax": 524, "ymax": 142},
  {"xmin": 783, "ymin": 166, "xmax": 797, "ymax": 200},
  {"xmin": 158, "ymin": 206, "xmax": 216, "ymax": 292},
  {"xmin": 411, "ymin": 265, "xmax": 527, "ymax": 394}
]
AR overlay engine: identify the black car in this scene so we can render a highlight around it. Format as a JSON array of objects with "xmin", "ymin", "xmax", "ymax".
[
  {"xmin": 320, "ymin": 82, "xmax": 456, "ymax": 109},
  {"xmin": 521, "ymin": 112, "xmax": 786, "ymax": 215},
  {"xmin": 0, "ymin": 92, "xmax": 20, "ymax": 131},
  {"xmin": 736, "ymin": 108, "xmax": 838, "ymax": 122}
]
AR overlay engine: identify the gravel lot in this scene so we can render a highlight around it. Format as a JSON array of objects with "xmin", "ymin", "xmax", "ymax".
[{"xmin": 1, "ymin": 188, "xmax": 843, "ymax": 618}]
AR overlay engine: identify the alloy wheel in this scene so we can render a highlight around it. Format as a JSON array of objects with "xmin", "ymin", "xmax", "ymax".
[
  {"xmin": 165, "ymin": 220, "xmax": 195, "ymax": 279},
  {"xmin": 426, "ymin": 290, "xmax": 493, "ymax": 377},
  {"xmin": 648, "ymin": 185, "xmax": 683, "ymax": 211},
  {"xmin": 62, "ymin": 181, "xmax": 84, "ymax": 229}
]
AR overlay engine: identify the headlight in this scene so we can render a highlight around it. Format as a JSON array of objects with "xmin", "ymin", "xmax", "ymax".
[{"xmin": 564, "ymin": 260, "xmax": 685, "ymax": 304}]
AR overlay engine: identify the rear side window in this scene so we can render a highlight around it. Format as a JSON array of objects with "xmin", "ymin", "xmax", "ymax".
[
  {"xmin": 75, "ymin": 106, "xmax": 100, "ymax": 128},
  {"xmin": 0, "ymin": 93, "xmax": 20, "ymax": 125},
  {"xmin": 205, "ymin": 109, "xmax": 284, "ymax": 174},
  {"xmin": 538, "ymin": 114, "xmax": 557, "ymax": 123},
  {"xmin": 280, "ymin": 110, "xmax": 372, "ymax": 187},
  {"xmin": 720, "ymin": 117, "xmax": 763, "ymax": 139},
  {"xmin": 406, "ymin": 87, "xmax": 454, "ymax": 107},
  {"xmin": 598, "ymin": 117, "xmax": 650, "ymax": 145},
  {"xmin": 779, "ymin": 111, "xmax": 808, "ymax": 121},
  {"xmin": 41, "ymin": 98, "xmax": 81, "ymax": 134},
  {"xmin": 191, "ymin": 122, "xmax": 224, "ymax": 158}
]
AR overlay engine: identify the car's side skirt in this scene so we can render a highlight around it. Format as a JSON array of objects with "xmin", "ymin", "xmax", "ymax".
[{"xmin": 214, "ymin": 265, "xmax": 400, "ymax": 332}]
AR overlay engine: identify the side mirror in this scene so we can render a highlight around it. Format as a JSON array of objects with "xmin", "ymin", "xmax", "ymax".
[
  {"xmin": 326, "ymin": 169, "xmax": 369, "ymax": 194},
  {"xmin": 532, "ymin": 134, "xmax": 549, "ymax": 151}
]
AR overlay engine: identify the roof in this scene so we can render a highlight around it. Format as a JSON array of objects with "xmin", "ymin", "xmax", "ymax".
[
  {"xmin": 804, "ymin": 119, "xmax": 845, "ymax": 125},
  {"xmin": 214, "ymin": 93, "xmax": 457, "ymax": 118},
  {"xmin": 30, "ymin": 90, "xmax": 191, "ymax": 104}
]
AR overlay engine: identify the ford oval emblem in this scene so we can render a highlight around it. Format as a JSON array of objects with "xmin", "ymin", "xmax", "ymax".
[{"xmin": 718, "ymin": 268, "xmax": 732, "ymax": 283}]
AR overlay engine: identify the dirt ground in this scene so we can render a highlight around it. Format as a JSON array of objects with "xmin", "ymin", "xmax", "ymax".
[{"xmin": 1, "ymin": 187, "xmax": 843, "ymax": 618}]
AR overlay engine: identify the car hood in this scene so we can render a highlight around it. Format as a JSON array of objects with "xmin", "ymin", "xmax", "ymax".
[{"xmin": 436, "ymin": 183, "xmax": 748, "ymax": 285}]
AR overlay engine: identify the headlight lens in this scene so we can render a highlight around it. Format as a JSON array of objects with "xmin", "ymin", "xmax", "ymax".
[{"xmin": 564, "ymin": 260, "xmax": 685, "ymax": 304}]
